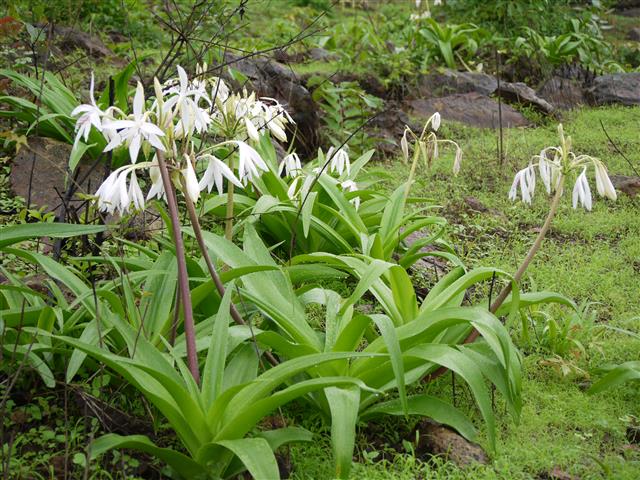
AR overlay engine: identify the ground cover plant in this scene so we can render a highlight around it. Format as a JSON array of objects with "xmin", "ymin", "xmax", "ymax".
[{"xmin": 1, "ymin": 0, "xmax": 639, "ymax": 479}]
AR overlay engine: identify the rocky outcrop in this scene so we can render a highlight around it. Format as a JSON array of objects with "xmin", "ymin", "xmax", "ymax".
[
  {"xmin": 497, "ymin": 81, "xmax": 555, "ymax": 114},
  {"xmin": 410, "ymin": 93, "xmax": 530, "ymax": 129},
  {"xmin": 417, "ymin": 70, "xmax": 498, "ymax": 98},
  {"xmin": 537, "ymin": 76, "xmax": 586, "ymax": 110},
  {"xmin": 588, "ymin": 73, "xmax": 640, "ymax": 106},
  {"xmin": 9, "ymin": 137, "xmax": 103, "ymax": 214}
]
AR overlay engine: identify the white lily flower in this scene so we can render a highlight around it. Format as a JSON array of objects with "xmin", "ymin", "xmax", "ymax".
[
  {"xmin": 146, "ymin": 159, "xmax": 165, "ymax": 201},
  {"xmin": 431, "ymin": 112, "xmax": 441, "ymax": 131},
  {"xmin": 267, "ymin": 119, "xmax": 288, "ymax": 142},
  {"xmin": 71, "ymin": 73, "xmax": 105, "ymax": 148},
  {"xmin": 340, "ymin": 180, "xmax": 360, "ymax": 210},
  {"xmin": 181, "ymin": 156, "xmax": 200, "ymax": 203},
  {"xmin": 509, "ymin": 165, "xmax": 536, "ymax": 204},
  {"xmin": 327, "ymin": 146, "xmax": 350, "ymax": 176},
  {"xmin": 538, "ymin": 150, "xmax": 552, "ymax": 194},
  {"xmin": 128, "ymin": 171, "xmax": 145, "ymax": 211},
  {"xmin": 245, "ymin": 117, "xmax": 260, "ymax": 142},
  {"xmin": 572, "ymin": 169, "xmax": 592, "ymax": 210},
  {"xmin": 286, "ymin": 175, "xmax": 303, "ymax": 200},
  {"xmin": 400, "ymin": 128, "xmax": 410, "ymax": 162},
  {"xmin": 279, "ymin": 152, "xmax": 303, "ymax": 178},
  {"xmin": 198, "ymin": 154, "xmax": 242, "ymax": 194},
  {"xmin": 95, "ymin": 167, "xmax": 132, "ymax": 214},
  {"xmin": 235, "ymin": 141, "xmax": 268, "ymax": 185},
  {"xmin": 106, "ymin": 82, "xmax": 166, "ymax": 163},
  {"xmin": 593, "ymin": 161, "xmax": 617, "ymax": 201},
  {"xmin": 453, "ymin": 147, "xmax": 463, "ymax": 175}
]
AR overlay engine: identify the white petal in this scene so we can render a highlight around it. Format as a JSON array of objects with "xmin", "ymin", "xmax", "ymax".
[
  {"xmin": 133, "ymin": 82, "xmax": 145, "ymax": 118},
  {"xmin": 128, "ymin": 135, "xmax": 142, "ymax": 163}
]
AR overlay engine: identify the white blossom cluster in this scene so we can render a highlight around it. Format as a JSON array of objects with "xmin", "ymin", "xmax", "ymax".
[
  {"xmin": 71, "ymin": 66, "xmax": 293, "ymax": 215},
  {"xmin": 509, "ymin": 124, "xmax": 616, "ymax": 210},
  {"xmin": 400, "ymin": 112, "xmax": 463, "ymax": 174},
  {"xmin": 280, "ymin": 146, "xmax": 361, "ymax": 210}
]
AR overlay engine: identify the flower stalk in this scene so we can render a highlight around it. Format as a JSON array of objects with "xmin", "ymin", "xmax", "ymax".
[
  {"xmin": 156, "ymin": 149, "xmax": 200, "ymax": 384},
  {"xmin": 182, "ymin": 181, "xmax": 279, "ymax": 367}
]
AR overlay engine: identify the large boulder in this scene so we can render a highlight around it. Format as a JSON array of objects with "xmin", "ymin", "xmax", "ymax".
[
  {"xmin": 409, "ymin": 92, "xmax": 530, "ymax": 129},
  {"xmin": 537, "ymin": 76, "xmax": 586, "ymax": 110},
  {"xmin": 497, "ymin": 81, "xmax": 555, "ymax": 114},
  {"xmin": 588, "ymin": 73, "xmax": 640, "ymax": 106},
  {"xmin": 9, "ymin": 137, "xmax": 103, "ymax": 215},
  {"xmin": 417, "ymin": 70, "xmax": 498, "ymax": 98},
  {"xmin": 221, "ymin": 53, "xmax": 320, "ymax": 157}
]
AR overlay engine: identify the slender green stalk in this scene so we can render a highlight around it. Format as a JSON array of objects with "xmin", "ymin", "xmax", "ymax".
[
  {"xmin": 182, "ymin": 184, "xmax": 279, "ymax": 367},
  {"xmin": 224, "ymin": 157, "xmax": 235, "ymax": 241},
  {"xmin": 403, "ymin": 146, "xmax": 421, "ymax": 204},
  {"xmin": 156, "ymin": 150, "xmax": 200, "ymax": 384}
]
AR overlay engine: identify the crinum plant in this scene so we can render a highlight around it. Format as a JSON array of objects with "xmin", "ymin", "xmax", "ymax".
[{"xmin": 70, "ymin": 64, "xmax": 293, "ymax": 382}]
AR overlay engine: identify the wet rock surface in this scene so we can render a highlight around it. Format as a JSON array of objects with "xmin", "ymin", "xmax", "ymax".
[
  {"xmin": 410, "ymin": 93, "xmax": 531, "ymax": 129},
  {"xmin": 611, "ymin": 175, "xmax": 640, "ymax": 197},
  {"xmin": 417, "ymin": 70, "xmax": 498, "ymax": 98},
  {"xmin": 9, "ymin": 137, "xmax": 103, "ymax": 214},
  {"xmin": 537, "ymin": 76, "xmax": 586, "ymax": 110},
  {"xmin": 497, "ymin": 81, "xmax": 555, "ymax": 114},
  {"xmin": 588, "ymin": 73, "xmax": 640, "ymax": 106}
]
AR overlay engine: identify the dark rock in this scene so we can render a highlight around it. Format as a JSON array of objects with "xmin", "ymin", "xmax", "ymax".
[
  {"xmin": 537, "ymin": 76, "xmax": 586, "ymax": 110},
  {"xmin": 51, "ymin": 25, "xmax": 114, "ymax": 58},
  {"xmin": 222, "ymin": 52, "xmax": 320, "ymax": 156},
  {"xmin": 9, "ymin": 137, "xmax": 103, "ymax": 215},
  {"xmin": 308, "ymin": 47, "xmax": 339, "ymax": 62},
  {"xmin": 417, "ymin": 70, "xmax": 498, "ymax": 98},
  {"xmin": 367, "ymin": 105, "xmax": 415, "ymax": 157},
  {"xmin": 331, "ymin": 72, "xmax": 387, "ymax": 98},
  {"xmin": 628, "ymin": 27, "xmax": 640, "ymax": 41},
  {"xmin": 611, "ymin": 175, "xmax": 640, "ymax": 197},
  {"xmin": 409, "ymin": 93, "xmax": 531, "ymax": 129},
  {"xmin": 464, "ymin": 196, "xmax": 505, "ymax": 217},
  {"xmin": 418, "ymin": 421, "xmax": 488, "ymax": 467},
  {"xmin": 497, "ymin": 81, "xmax": 555, "ymax": 114},
  {"xmin": 538, "ymin": 467, "xmax": 581, "ymax": 480},
  {"xmin": 588, "ymin": 73, "xmax": 640, "ymax": 106}
]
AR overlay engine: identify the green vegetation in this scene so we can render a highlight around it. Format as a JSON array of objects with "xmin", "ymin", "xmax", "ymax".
[{"xmin": 1, "ymin": 0, "xmax": 639, "ymax": 479}]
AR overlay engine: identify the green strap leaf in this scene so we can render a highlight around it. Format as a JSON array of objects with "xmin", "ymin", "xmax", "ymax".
[
  {"xmin": 325, "ymin": 386, "xmax": 360, "ymax": 479},
  {"xmin": 215, "ymin": 438, "xmax": 280, "ymax": 480}
]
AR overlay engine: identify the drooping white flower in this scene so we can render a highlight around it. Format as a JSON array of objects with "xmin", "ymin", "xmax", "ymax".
[
  {"xmin": 340, "ymin": 179, "xmax": 360, "ymax": 210},
  {"xmin": 593, "ymin": 161, "xmax": 617, "ymax": 201},
  {"xmin": 198, "ymin": 154, "xmax": 242, "ymax": 194},
  {"xmin": 400, "ymin": 128, "xmax": 410, "ymax": 162},
  {"xmin": 453, "ymin": 147, "xmax": 463, "ymax": 175},
  {"xmin": 95, "ymin": 167, "xmax": 136, "ymax": 215},
  {"xmin": 572, "ymin": 169, "xmax": 592, "ymax": 210},
  {"xmin": 181, "ymin": 156, "xmax": 200, "ymax": 204},
  {"xmin": 431, "ymin": 112, "xmax": 441, "ymax": 131},
  {"xmin": 106, "ymin": 82, "xmax": 166, "ymax": 163},
  {"xmin": 244, "ymin": 117, "xmax": 260, "ymax": 142},
  {"xmin": 128, "ymin": 171, "xmax": 145, "ymax": 211},
  {"xmin": 235, "ymin": 141, "xmax": 268, "ymax": 185},
  {"xmin": 279, "ymin": 152, "xmax": 303, "ymax": 178},
  {"xmin": 146, "ymin": 160, "xmax": 165, "ymax": 201},
  {"xmin": 71, "ymin": 73, "xmax": 105, "ymax": 148},
  {"xmin": 327, "ymin": 146, "xmax": 350, "ymax": 176},
  {"xmin": 286, "ymin": 174, "xmax": 303, "ymax": 200},
  {"xmin": 509, "ymin": 165, "xmax": 536, "ymax": 204}
]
